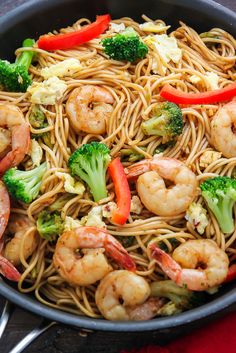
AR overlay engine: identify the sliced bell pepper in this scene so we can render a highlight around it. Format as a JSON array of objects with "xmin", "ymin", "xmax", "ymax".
[
  {"xmin": 108, "ymin": 158, "xmax": 131, "ymax": 225},
  {"xmin": 224, "ymin": 264, "xmax": 236, "ymax": 283},
  {"xmin": 160, "ymin": 82, "xmax": 236, "ymax": 105},
  {"xmin": 38, "ymin": 14, "xmax": 111, "ymax": 51}
]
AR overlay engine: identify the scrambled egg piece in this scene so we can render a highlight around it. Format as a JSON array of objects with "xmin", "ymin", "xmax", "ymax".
[
  {"xmin": 130, "ymin": 196, "xmax": 143, "ymax": 214},
  {"xmin": 81, "ymin": 206, "xmax": 106, "ymax": 228},
  {"xmin": 110, "ymin": 22, "xmax": 126, "ymax": 33},
  {"xmin": 64, "ymin": 216, "xmax": 82, "ymax": 231},
  {"xmin": 102, "ymin": 202, "xmax": 117, "ymax": 218},
  {"xmin": 205, "ymin": 72, "xmax": 219, "ymax": 90},
  {"xmin": 30, "ymin": 139, "xmax": 43, "ymax": 167},
  {"xmin": 199, "ymin": 151, "xmax": 222, "ymax": 169},
  {"xmin": 189, "ymin": 75, "xmax": 202, "ymax": 84},
  {"xmin": 139, "ymin": 22, "xmax": 170, "ymax": 33},
  {"xmin": 27, "ymin": 76, "xmax": 67, "ymax": 105},
  {"xmin": 185, "ymin": 203, "xmax": 209, "ymax": 234},
  {"xmin": 189, "ymin": 72, "xmax": 219, "ymax": 90},
  {"xmin": 55, "ymin": 172, "xmax": 85, "ymax": 195},
  {"xmin": 145, "ymin": 34, "xmax": 182, "ymax": 74},
  {"xmin": 41, "ymin": 58, "xmax": 82, "ymax": 79}
]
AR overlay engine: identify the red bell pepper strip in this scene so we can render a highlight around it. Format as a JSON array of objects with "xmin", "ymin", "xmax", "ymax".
[
  {"xmin": 160, "ymin": 82, "xmax": 236, "ymax": 105},
  {"xmin": 224, "ymin": 264, "xmax": 236, "ymax": 283},
  {"xmin": 108, "ymin": 158, "xmax": 131, "ymax": 225},
  {"xmin": 38, "ymin": 14, "xmax": 111, "ymax": 51}
]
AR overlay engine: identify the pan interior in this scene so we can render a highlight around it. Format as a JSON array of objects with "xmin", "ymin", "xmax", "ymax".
[{"xmin": 0, "ymin": 0, "xmax": 235, "ymax": 332}]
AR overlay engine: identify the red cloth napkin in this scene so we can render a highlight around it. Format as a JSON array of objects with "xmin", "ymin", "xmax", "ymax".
[{"xmin": 121, "ymin": 311, "xmax": 236, "ymax": 353}]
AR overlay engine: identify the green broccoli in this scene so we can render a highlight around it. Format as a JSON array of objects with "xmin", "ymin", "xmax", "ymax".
[
  {"xmin": 37, "ymin": 210, "xmax": 64, "ymax": 241},
  {"xmin": 200, "ymin": 176, "xmax": 236, "ymax": 234},
  {"xmin": 155, "ymin": 140, "xmax": 176, "ymax": 154},
  {"xmin": 3, "ymin": 162, "xmax": 47, "ymax": 203},
  {"xmin": 159, "ymin": 237, "xmax": 180, "ymax": 253},
  {"xmin": 101, "ymin": 27, "xmax": 148, "ymax": 62},
  {"xmin": 151, "ymin": 280, "xmax": 206, "ymax": 315},
  {"xmin": 0, "ymin": 38, "xmax": 35, "ymax": 92},
  {"xmin": 48, "ymin": 194, "xmax": 74, "ymax": 212},
  {"xmin": 29, "ymin": 105, "xmax": 47, "ymax": 129},
  {"xmin": 141, "ymin": 101, "xmax": 183, "ymax": 141},
  {"xmin": 29, "ymin": 105, "xmax": 52, "ymax": 147},
  {"xmin": 117, "ymin": 236, "xmax": 134, "ymax": 248},
  {"xmin": 120, "ymin": 147, "xmax": 146, "ymax": 163},
  {"xmin": 68, "ymin": 142, "xmax": 111, "ymax": 202}
]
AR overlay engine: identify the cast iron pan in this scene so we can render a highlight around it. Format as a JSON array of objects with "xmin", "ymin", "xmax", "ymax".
[{"xmin": 0, "ymin": 0, "xmax": 235, "ymax": 332}]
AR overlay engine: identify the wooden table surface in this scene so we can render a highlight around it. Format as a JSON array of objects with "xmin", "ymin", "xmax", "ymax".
[{"xmin": 0, "ymin": 1, "xmax": 236, "ymax": 352}]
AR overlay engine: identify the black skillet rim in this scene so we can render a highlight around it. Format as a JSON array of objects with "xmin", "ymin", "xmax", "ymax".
[{"xmin": 0, "ymin": 0, "xmax": 236, "ymax": 332}]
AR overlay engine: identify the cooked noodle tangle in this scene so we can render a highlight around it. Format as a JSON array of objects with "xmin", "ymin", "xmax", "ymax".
[{"xmin": 1, "ymin": 15, "xmax": 236, "ymax": 318}]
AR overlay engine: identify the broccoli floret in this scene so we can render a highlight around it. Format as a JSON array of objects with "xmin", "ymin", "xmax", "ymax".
[
  {"xmin": 141, "ymin": 101, "xmax": 183, "ymax": 141},
  {"xmin": 159, "ymin": 238, "xmax": 180, "ymax": 253},
  {"xmin": 29, "ymin": 105, "xmax": 53, "ymax": 147},
  {"xmin": 200, "ymin": 176, "xmax": 236, "ymax": 234},
  {"xmin": 3, "ymin": 162, "xmax": 47, "ymax": 203},
  {"xmin": 0, "ymin": 38, "xmax": 35, "ymax": 92},
  {"xmin": 68, "ymin": 142, "xmax": 111, "ymax": 202},
  {"xmin": 120, "ymin": 147, "xmax": 146, "ymax": 163},
  {"xmin": 101, "ymin": 27, "xmax": 148, "ymax": 62},
  {"xmin": 151, "ymin": 280, "xmax": 206, "ymax": 314},
  {"xmin": 29, "ymin": 105, "xmax": 47, "ymax": 129},
  {"xmin": 157, "ymin": 302, "xmax": 182, "ymax": 316},
  {"xmin": 117, "ymin": 236, "xmax": 134, "ymax": 248},
  {"xmin": 37, "ymin": 210, "xmax": 64, "ymax": 241},
  {"xmin": 48, "ymin": 194, "xmax": 74, "ymax": 212},
  {"xmin": 155, "ymin": 140, "xmax": 176, "ymax": 154}
]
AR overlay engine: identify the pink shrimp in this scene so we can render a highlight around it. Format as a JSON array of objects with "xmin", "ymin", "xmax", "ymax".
[
  {"xmin": 53, "ymin": 226, "xmax": 136, "ymax": 286},
  {"xmin": 66, "ymin": 85, "xmax": 114, "ymax": 134},
  {"xmin": 149, "ymin": 240, "xmax": 229, "ymax": 291},
  {"xmin": 0, "ymin": 181, "xmax": 20, "ymax": 281},
  {"xmin": 0, "ymin": 181, "xmax": 10, "ymax": 238},
  {"xmin": 0, "ymin": 104, "xmax": 30, "ymax": 175},
  {"xmin": 126, "ymin": 157, "xmax": 198, "ymax": 216},
  {"xmin": 95, "ymin": 270, "xmax": 165, "ymax": 321}
]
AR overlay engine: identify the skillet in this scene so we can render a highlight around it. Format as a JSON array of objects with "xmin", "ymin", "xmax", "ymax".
[{"xmin": 0, "ymin": 0, "xmax": 235, "ymax": 333}]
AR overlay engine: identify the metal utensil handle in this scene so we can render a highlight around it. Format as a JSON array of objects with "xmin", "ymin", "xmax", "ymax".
[
  {"xmin": 0, "ymin": 301, "xmax": 13, "ymax": 340},
  {"xmin": 8, "ymin": 320, "xmax": 56, "ymax": 353}
]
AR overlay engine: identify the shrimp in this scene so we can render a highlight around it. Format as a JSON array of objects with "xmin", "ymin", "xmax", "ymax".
[
  {"xmin": 0, "ymin": 182, "xmax": 21, "ymax": 281},
  {"xmin": 66, "ymin": 85, "xmax": 114, "ymax": 134},
  {"xmin": 126, "ymin": 157, "xmax": 198, "ymax": 216},
  {"xmin": 0, "ymin": 181, "xmax": 10, "ymax": 239},
  {"xmin": 0, "ymin": 104, "xmax": 30, "ymax": 175},
  {"xmin": 211, "ymin": 101, "xmax": 236, "ymax": 158},
  {"xmin": 95, "ymin": 270, "xmax": 165, "ymax": 321},
  {"xmin": 53, "ymin": 227, "xmax": 136, "ymax": 286},
  {"xmin": 4, "ymin": 215, "xmax": 38, "ymax": 266},
  {"xmin": 150, "ymin": 239, "xmax": 229, "ymax": 291}
]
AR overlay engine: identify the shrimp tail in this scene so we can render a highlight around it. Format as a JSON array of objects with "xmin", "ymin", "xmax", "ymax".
[
  {"xmin": 0, "ymin": 255, "xmax": 21, "ymax": 281},
  {"xmin": 126, "ymin": 157, "xmax": 167, "ymax": 179},
  {"xmin": 127, "ymin": 297, "xmax": 166, "ymax": 320},
  {"xmin": 149, "ymin": 243, "xmax": 182, "ymax": 283},
  {"xmin": 0, "ymin": 123, "xmax": 30, "ymax": 175},
  {"xmin": 0, "ymin": 181, "xmax": 10, "ymax": 239},
  {"xmin": 105, "ymin": 242, "xmax": 136, "ymax": 271},
  {"xmin": 126, "ymin": 160, "xmax": 152, "ymax": 179},
  {"xmin": 0, "ymin": 151, "xmax": 16, "ymax": 175}
]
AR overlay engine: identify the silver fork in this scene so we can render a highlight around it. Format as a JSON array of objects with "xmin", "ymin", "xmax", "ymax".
[
  {"xmin": 8, "ymin": 320, "xmax": 56, "ymax": 353},
  {"xmin": 0, "ymin": 301, "xmax": 13, "ymax": 340},
  {"xmin": 0, "ymin": 300, "xmax": 56, "ymax": 353}
]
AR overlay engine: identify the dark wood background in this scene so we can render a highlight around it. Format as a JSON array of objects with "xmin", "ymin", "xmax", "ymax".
[{"xmin": 0, "ymin": 0, "xmax": 235, "ymax": 352}]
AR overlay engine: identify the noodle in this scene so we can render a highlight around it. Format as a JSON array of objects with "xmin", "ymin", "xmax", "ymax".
[{"xmin": 1, "ymin": 15, "xmax": 236, "ymax": 319}]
